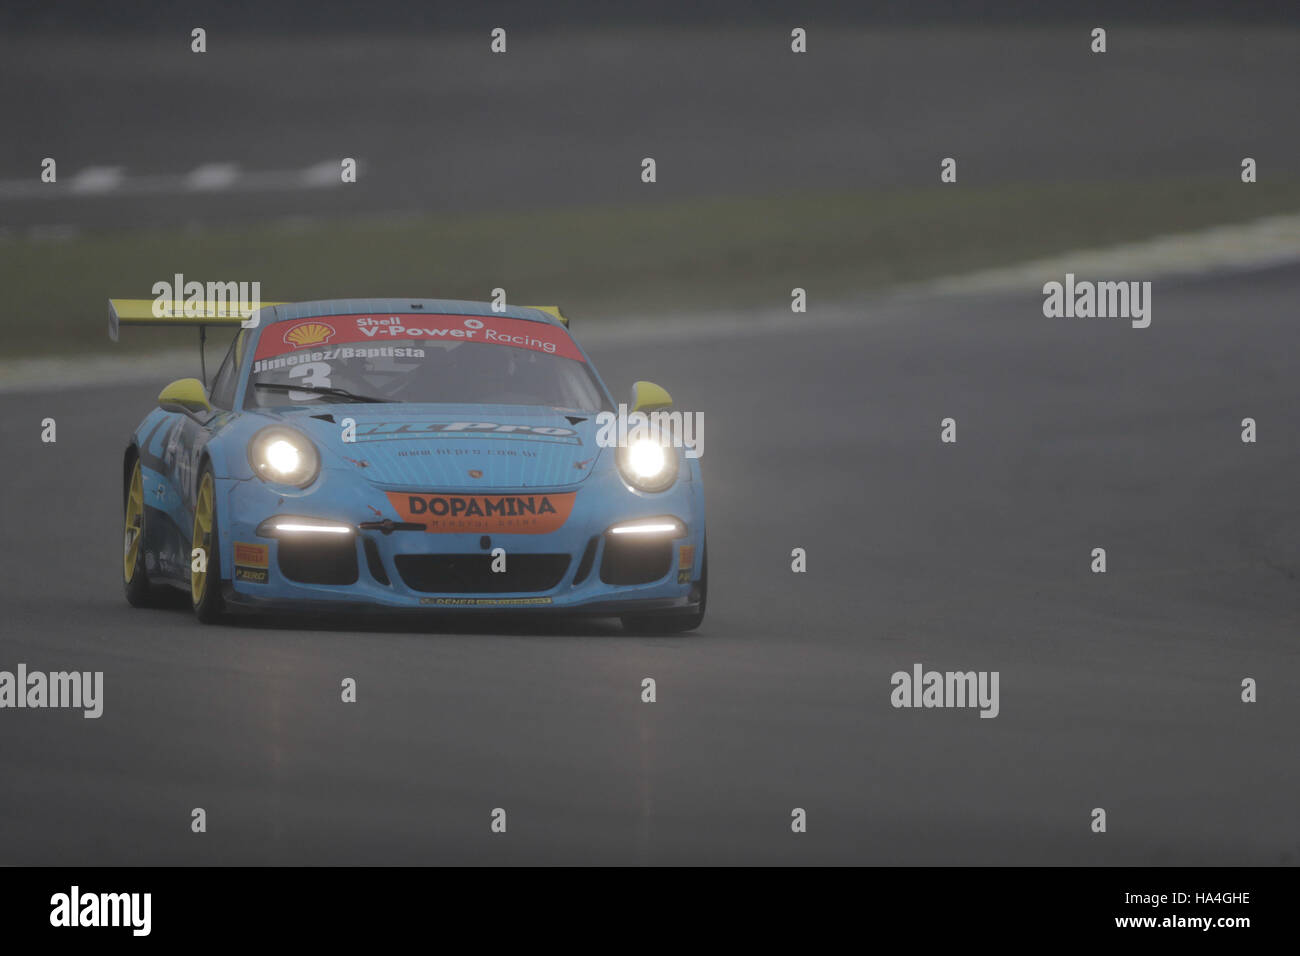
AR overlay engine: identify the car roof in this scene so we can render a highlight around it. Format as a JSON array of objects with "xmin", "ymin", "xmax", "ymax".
[{"xmin": 260, "ymin": 299, "xmax": 566, "ymax": 328}]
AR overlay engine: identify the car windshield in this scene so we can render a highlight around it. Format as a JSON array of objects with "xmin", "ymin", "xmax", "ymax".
[{"xmin": 244, "ymin": 313, "xmax": 610, "ymax": 411}]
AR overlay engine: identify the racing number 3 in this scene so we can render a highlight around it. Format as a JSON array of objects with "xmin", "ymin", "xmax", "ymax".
[{"xmin": 288, "ymin": 361, "xmax": 332, "ymax": 401}]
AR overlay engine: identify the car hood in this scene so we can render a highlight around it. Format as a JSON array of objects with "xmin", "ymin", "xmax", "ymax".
[{"xmin": 278, "ymin": 403, "xmax": 605, "ymax": 489}]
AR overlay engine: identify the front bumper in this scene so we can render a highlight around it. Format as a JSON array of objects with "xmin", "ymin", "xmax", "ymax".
[{"xmin": 216, "ymin": 461, "xmax": 705, "ymax": 614}]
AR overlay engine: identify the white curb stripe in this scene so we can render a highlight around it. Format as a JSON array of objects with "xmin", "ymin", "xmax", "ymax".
[
  {"xmin": 916, "ymin": 213, "xmax": 1300, "ymax": 296},
  {"xmin": 186, "ymin": 163, "xmax": 241, "ymax": 191},
  {"xmin": 0, "ymin": 160, "xmax": 351, "ymax": 200}
]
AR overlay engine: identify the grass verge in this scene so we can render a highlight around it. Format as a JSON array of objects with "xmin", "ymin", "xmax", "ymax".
[{"xmin": 3, "ymin": 176, "xmax": 1299, "ymax": 358}]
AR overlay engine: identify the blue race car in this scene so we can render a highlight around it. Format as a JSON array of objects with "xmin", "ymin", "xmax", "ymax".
[{"xmin": 113, "ymin": 298, "xmax": 706, "ymax": 632}]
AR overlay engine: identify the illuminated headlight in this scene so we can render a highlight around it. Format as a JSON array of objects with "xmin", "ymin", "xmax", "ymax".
[
  {"xmin": 255, "ymin": 516, "xmax": 352, "ymax": 536},
  {"xmin": 609, "ymin": 517, "xmax": 686, "ymax": 537},
  {"xmin": 248, "ymin": 427, "xmax": 320, "ymax": 487},
  {"xmin": 617, "ymin": 436, "xmax": 679, "ymax": 493}
]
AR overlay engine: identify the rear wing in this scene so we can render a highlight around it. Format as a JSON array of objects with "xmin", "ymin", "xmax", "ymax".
[
  {"xmin": 526, "ymin": 305, "xmax": 569, "ymax": 328},
  {"xmin": 109, "ymin": 298, "xmax": 566, "ymax": 342},
  {"xmin": 108, "ymin": 298, "xmax": 284, "ymax": 342}
]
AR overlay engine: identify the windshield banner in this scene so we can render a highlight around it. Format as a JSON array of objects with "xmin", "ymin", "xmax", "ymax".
[{"xmin": 254, "ymin": 314, "xmax": 584, "ymax": 362}]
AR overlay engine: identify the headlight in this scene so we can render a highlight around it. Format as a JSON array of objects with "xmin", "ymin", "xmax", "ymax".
[
  {"xmin": 248, "ymin": 427, "xmax": 320, "ymax": 487},
  {"xmin": 617, "ymin": 436, "xmax": 679, "ymax": 493},
  {"xmin": 255, "ymin": 515, "xmax": 352, "ymax": 536},
  {"xmin": 609, "ymin": 517, "xmax": 686, "ymax": 537}
]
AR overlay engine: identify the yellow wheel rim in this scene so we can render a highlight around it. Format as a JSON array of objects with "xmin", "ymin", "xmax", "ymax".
[
  {"xmin": 123, "ymin": 459, "xmax": 145, "ymax": 582},
  {"xmin": 191, "ymin": 472, "xmax": 214, "ymax": 604}
]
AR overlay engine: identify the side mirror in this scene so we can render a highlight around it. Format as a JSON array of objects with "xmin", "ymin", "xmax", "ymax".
[
  {"xmin": 630, "ymin": 381, "xmax": 673, "ymax": 412},
  {"xmin": 158, "ymin": 378, "xmax": 213, "ymax": 417}
]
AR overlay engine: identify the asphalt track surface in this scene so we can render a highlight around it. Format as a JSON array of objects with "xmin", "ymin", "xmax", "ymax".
[
  {"xmin": 1, "ymin": 264, "xmax": 1297, "ymax": 865},
  {"xmin": 3, "ymin": 26, "xmax": 1300, "ymax": 232}
]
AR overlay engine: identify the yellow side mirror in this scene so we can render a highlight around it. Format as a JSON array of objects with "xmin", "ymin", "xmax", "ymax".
[
  {"xmin": 630, "ymin": 381, "xmax": 673, "ymax": 412},
  {"xmin": 525, "ymin": 305, "xmax": 569, "ymax": 327},
  {"xmin": 158, "ymin": 378, "xmax": 212, "ymax": 416}
]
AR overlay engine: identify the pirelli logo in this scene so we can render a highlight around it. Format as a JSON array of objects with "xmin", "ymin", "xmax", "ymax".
[
  {"xmin": 387, "ymin": 492, "xmax": 575, "ymax": 534},
  {"xmin": 233, "ymin": 542, "xmax": 268, "ymax": 567},
  {"xmin": 677, "ymin": 543, "xmax": 696, "ymax": 583},
  {"xmin": 233, "ymin": 541, "xmax": 269, "ymax": 584}
]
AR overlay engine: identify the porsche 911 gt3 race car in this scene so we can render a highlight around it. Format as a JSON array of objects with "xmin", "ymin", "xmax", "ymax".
[{"xmin": 113, "ymin": 298, "xmax": 706, "ymax": 632}]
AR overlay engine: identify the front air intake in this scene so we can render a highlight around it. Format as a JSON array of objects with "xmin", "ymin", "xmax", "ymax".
[
  {"xmin": 394, "ymin": 554, "xmax": 570, "ymax": 593},
  {"xmin": 599, "ymin": 534, "xmax": 673, "ymax": 586},
  {"xmin": 277, "ymin": 536, "xmax": 359, "ymax": 585}
]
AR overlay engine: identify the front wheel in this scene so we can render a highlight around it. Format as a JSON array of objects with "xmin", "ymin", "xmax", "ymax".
[
  {"xmin": 622, "ymin": 542, "xmax": 707, "ymax": 635},
  {"xmin": 190, "ymin": 465, "xmax": 226, "ymax": 624},
  {"xmin": 123, "ymin": 454, "xmax": 163, "ymax": 607}
]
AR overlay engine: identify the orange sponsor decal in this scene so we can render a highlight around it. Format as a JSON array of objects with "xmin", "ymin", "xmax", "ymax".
[
  {"xmin": 233, "ymin": 542, "xmax": 269, "ymax": 567},
  {"xmin": 388, "ymin": 492, "xmax": 575, "ymax": 534}
]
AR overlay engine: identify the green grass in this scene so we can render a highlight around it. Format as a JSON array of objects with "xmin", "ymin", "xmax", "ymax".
[{"xmin": 4, "ymin": 176, "xmax": 1299, "ymax": 358}]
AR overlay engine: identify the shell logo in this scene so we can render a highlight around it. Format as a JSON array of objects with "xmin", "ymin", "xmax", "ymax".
[{"xmin": 282, "ymin": 321, "xmax": 336, "ymax": 349}]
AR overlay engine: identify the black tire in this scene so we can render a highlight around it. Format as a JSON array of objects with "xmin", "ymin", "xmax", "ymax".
[
  {"xmin": 123, "ymin": 451, "xmax": 164, "ymax": 608},
  {"xmin": 190, "ymin": 463, "xmax": 226, "ymax": 624},
  {"xmin": 622, "ymin": 542, "xmax": 707, "ymax": 635}
]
